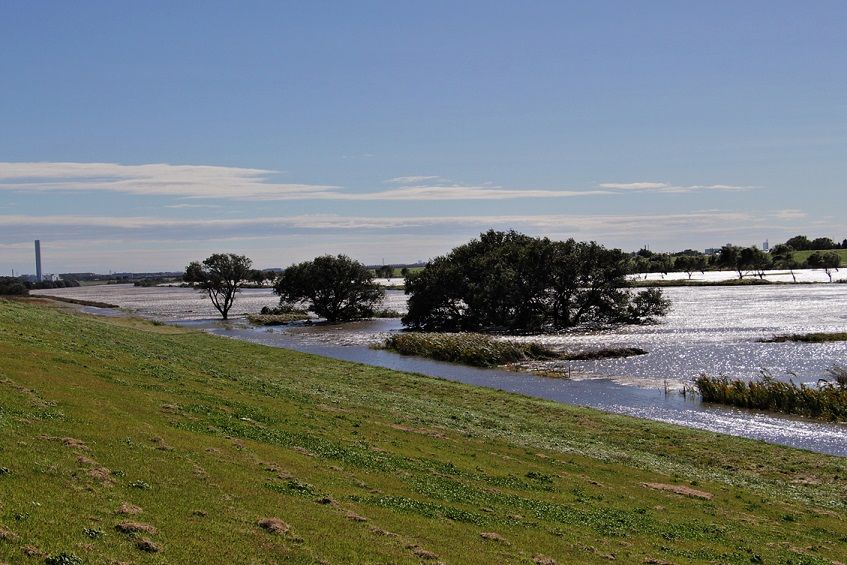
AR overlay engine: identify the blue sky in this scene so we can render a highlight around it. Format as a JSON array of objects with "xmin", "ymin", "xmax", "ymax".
[{"xmin": 1, "ymin": 1, "xmax": 845, "ymax": 273}]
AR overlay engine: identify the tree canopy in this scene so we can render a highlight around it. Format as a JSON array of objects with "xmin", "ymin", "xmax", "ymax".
[
  {"xmin": 184, "ymin": 253, "xmax": 253, "ymax": 319},
  {"xmin": 274, "ymin": 255, "xmax": 385, "ymax": 322},
  {"xmin": 403, "ymin": 230, "xmax": 670, "ymax": 333}
]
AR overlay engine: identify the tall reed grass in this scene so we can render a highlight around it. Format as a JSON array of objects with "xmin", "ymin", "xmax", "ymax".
[
  {"xmin": 381, "ymin": 332, "xmax": 559, "ymax": 367},
  {"xmin": 694, "ymin": 371, "xmax": 847, "ymax": 421}
]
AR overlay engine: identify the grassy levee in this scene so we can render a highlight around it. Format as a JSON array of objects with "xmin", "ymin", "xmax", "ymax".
[
  {"xmin": 792, "ymin": 249, "xmax": 847, "ymax": 265},
  {"xmin": 1, "ymin": 300, "xmax": 846, "ymax": 564}
]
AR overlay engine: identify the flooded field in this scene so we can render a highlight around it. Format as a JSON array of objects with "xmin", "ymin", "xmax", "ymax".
[
  {"xmin": 35, "ymin": 281, "xmax": 847, "ymax": 388},
  {"xmin": 34, "ymin": 281, "xmax": 847, "ymax": 455}
]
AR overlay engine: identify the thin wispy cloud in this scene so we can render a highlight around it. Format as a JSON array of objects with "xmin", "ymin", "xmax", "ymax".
[
  {"xmin": 164, "ymin": 203, "xmax": 223, "ymax": 209},
  {"xmin": 384, "ymin": 175, "xmax": 443, "ymax": 184},
  {"xmin": 0, "ymin": 209, "xmax": 810, "ymax": 243},
  {"xmin": 0, "ymin": 162, "xmax": 753, "ymax": 202},
  {"xmin": 598, "ymin": 182, "xmax": 754, "ymax": 193}
]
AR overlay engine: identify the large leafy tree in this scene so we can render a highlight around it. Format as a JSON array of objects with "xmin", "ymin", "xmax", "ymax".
[
  {"xmin": 806, "ymin": 251, "xmax": 841, "ymax": 282},
  {"xmin": 184, "ymin": 254, "xmax": 253, "ymax": 320},
  {"xmin": 403, "ymin": 230, "xmax": 669, "ymax": 333},
  {"xmin": 274, "ymin": 255, "xmax": 385, "ymax": 322},
  {"xmin": 717, "ymin": 245, "xmax": 771, "ymax": 279}
]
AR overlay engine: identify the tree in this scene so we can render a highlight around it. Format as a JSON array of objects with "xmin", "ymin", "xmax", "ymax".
[
  {"xmin": 184, "ymin": 254, "xmax": 253, "ymax": 319},
  {"xmin": 375, "ymin": 265, "xmax": 394, "ymax": 279},
  {"xmin": 717, "ymin": 245, "xmax": 744, "ymax": 278},
  {"xmin": 274, "ymin": 255, "xmax": 385, "ymax": 322},
  {"xmin": 717, "ymin": 245, "xmax": 769, "ymax": 279},
  {"xmin": 770, "ymin": 244, "xmax": 800, "ymax": 282},
  {"xmin": 674, "ymin": 254, "xmax": 707, "ymax": 279},
  {"xmin": 810, "ymin": 237, "xmax": 837, "ymax": 251},
  {"xmin": 249, "ymin": 269, "xmax": 268, "ymax": 286},
  {"xmin": 806, "ymin": 251, "xmax": 841, "ymax": 282},
  {"xmin": 0, "ymin": 277, "xmax": 28, "ymax": 296},
  {"xmin": 784, "ymin": 235, "xmax": 811, "ymax": 251},
  {"xmin": 740, "ymin": 246, "xmax": 771, "ymax": 279},
  {"xmin": 403, "ymin": 230, "xmax": 669, "ymax": 332}
]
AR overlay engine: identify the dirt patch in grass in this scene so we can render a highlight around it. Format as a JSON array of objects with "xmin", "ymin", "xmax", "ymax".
[
  {"xmin": 406, "ymin": 544, "xmax": 438, "ymax": 560},
  {"xmin": 0, "ymin": 526, "xmax": 18, "ymax": 540},
  {"xmin": 151, "ymin": 436, "xmax": 173, "ymax": 451},
  {"xmin": 533, "ymin": 556, "xmax": 557, "ymax": 565},
  {"xmin": 369, "ymin": 527, "xmax": 397, "ymax": 537},
  {"xmin": 62, "ymin": 437, "xmax": 89, "ymax": 450},
  {"xmin": 258, "ymin": 518, "xmax": 290, "ymax": 534},
  {"xmin": 388, "ymin": 423, "xmax": 448, "ymax": 440},
  {"xmin": 22, "ymin": 545, "xmax": 45, "ymax": 557},
  {"xmin": 116, "ymin": 521, "xmax": 157, "ymax": 534},
  {"xmin": 480, "ymin": 531, "xmax": 509, "ymax": 543},
  {"xmin": 88, "ymin": 467, "xmax": 115, "ymax": 484},
  {"xmin": 116, "ymin": 503, "xmax": 143, "ymax": 515},
  {"xmin": 136, "ymin": 538, "xmax": 160, "ymax": 553},
  {"xmin": 642, "ymin": 482, "xmax": 713, "ymax": 500},
  {"xmin": 76, "ymin": 455, "xmax": 97, "ymax": 466},
  {"xmin": 345, "ymin": 511, "xmax": 368, "ymax": 522}
]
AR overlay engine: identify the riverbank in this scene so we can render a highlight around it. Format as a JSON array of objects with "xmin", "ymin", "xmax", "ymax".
[{"xmin": 1, "ymin": 299, "xmax": 846, "ymax": 563}]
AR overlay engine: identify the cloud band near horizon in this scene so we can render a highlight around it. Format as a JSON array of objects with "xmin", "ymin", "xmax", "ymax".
[{"xmin": 0, "ymin": 162, "xmax": 753, "ymax": 201}]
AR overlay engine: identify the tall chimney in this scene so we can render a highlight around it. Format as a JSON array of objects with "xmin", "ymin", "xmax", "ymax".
[{"xmin": 35, "ymin": 240, "xmax": 42, "ymax": 282}]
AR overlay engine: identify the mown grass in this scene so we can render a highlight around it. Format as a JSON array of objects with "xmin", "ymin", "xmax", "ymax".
[
  {"xmin": 760, "ymin": 332, "xmax": 847, "ymax": 343},
  {"xmin": 381, "ymin": 332, "xmax": 560, "ymax": 367},
  {"xmin": 694, "ymin": 374, "xmax": 847, "ymax": 421},
  {"xmin": 1, "ymin": 299, "xmax": 847, "ymax": 564}
]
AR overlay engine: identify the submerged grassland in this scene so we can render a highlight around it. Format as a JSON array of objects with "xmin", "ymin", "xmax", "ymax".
[{"xmin": 1, "ymin": 299, "xmax": 846, "ymax": 564}]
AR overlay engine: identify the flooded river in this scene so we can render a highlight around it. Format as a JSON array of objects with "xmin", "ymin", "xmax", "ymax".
[{"xmin": 34, "ymin": 282, "xmax": 847, "ymax": 455}]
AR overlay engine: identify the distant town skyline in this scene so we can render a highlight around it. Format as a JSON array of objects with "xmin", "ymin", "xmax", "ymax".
[{"xmin": 2, "ymin": 1, "xmax": 845, "ymax": 273}]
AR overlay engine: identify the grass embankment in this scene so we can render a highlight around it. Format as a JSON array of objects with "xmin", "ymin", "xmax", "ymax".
[
  {"xmin": 793, "ymin": 249, "xmax": 847, "ymax": 264},
  {"xmin": 694, "ymin": 374, "xmax": 847, "ymax": 421},
  {"xmin": 761, "ymin": 332, "xmax": 847, "ymax": 343},
  {"xmin": 1, "ymin": 301, "xmax": 847, "ymax": 564}
]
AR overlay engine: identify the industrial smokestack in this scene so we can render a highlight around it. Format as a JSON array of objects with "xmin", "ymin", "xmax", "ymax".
[{"xmin": 35, "ymin": 240, "xmax": 42, "ymax": 282}]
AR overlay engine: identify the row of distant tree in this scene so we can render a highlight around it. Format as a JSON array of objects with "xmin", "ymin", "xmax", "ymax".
[
  {"xmin": 631, "ymin": 234, "xmax": 843, "ymax": 281},
  {"xmin": 0, "ymin": 277, "xmax": 81, "ymax": 296}
]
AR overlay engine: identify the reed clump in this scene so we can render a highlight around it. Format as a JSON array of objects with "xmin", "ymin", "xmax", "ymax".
[
  {"xmin": 381, "ymin": 332, "xmax": 559, "ymax": 367},
  {"xmin": 759, "ymin": 332, "xmax": 847, "ymax": 343},
  {"xmin": 694, "ymin": 370, "xmax": 847, "ymax": 421}
]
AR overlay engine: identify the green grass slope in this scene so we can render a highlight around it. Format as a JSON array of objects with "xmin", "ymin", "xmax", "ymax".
[
  {"xmin": 792, "ymin": 249, "xmax": 847, "ymax": 265},
  {"xmin": 0, "ymin": 299, "xmax": 845, "ymax": 564}
]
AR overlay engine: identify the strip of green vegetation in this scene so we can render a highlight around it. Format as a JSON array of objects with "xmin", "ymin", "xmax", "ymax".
[
  {"xmin": 246, "ymin": 312, "xmax": 310, "ymax": 325},
  {"xmin": 792, "ymin": 248, "xmax": 847, "ymax": 264},
  {"xmin": 631, "ymin": 278, "xmax": 771, "ymax": 288},
  {"xmin": 380, "ymin": 332, "xmax": 560, "ymax": 367},
  {"xmin": 694, "ymin": 374, "xmax": 847, "ymax": 421},
  {"xmin": 560, "ymin": 347, "xmax": 648, "ymax": 361},
  {"xmin": 1, "ymin": 299, "xmax": 846, "ymax": 564},
  {"xmin": 760, "ymin": 332, "xmax": 847, "ymax": 343}
]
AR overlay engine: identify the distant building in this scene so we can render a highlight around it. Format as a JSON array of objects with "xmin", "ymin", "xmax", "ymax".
[
  {"xmin": 762, "ymin": 239, "xmax": 769, "ymax": 252},
  {"xmin": 704, "ymin": 247, "xmax": 721, "ymax": 255},
  {"xmin": 34, "ymin": 240, "xmax": 43, "ymax": 282}
]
